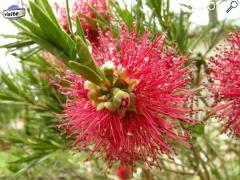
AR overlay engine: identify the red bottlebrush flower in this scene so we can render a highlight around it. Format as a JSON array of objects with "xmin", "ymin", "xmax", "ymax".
[
  {"xmin": 209, "ymin": 31, "xmax": 240, "ymax": 137},
  {"xmin": 116, "ymin": 164, "xmax": 132, "ymax": 180},
  {"xmin": 55, "ymin": 26, "xmax": 194, "ymax": 167}
]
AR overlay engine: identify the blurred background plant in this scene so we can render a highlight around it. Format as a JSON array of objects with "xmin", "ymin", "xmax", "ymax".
[{"xmin": 0, "ymin": 0, "xmax": 239, "ymax": 179}]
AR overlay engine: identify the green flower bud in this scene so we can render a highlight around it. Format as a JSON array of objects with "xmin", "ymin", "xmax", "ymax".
[
  {"xmin": 84, "ymin": 80, "xmax": 97, "ymax": 90},
  {"xmin": 102, "ymin": 61, "xmax": 114, "ymax": 74},
  {"xmin": 102, "ymin": 61, "xmax": 114, "ymax": 85},
  {"xmin": 97, "ymin": 102, "xmax": 115, "ymax": 111},
  {"xmin": 87, "ymin": 89, "xmax": 99, "ymax": 101},
  {"xmin": 96, "ymin": 102, "xmax": 106, "ymax": 111},
  {"xmin": 112, "ymin": 88, "xmax": 130, "ymax": 109}
]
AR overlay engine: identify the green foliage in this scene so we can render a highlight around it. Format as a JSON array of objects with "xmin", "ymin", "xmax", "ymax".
[
  {"xmin": 0, "ymin": 0, "xmax": 240, "ymax": 179},
  {"xmin": 146, "ymin": 0, "xmax": 191, "ymax": 54},
  {"xmin": 69, "ymin": 61, "xmax": 104, "ymax": 86}
]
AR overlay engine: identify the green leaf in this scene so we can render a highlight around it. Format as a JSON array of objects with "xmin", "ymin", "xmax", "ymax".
[
  {"xmin": 111, "ymin": 1, "xmax": 134, "ymax": 30},
  {"xmin": 0, "ymin": 92, "xmax": 23, "ymax": 102},
  {"xmin": 29, "ymin": 1, "xmax": 76, "ymax": 59},
  {"xmin": 13, "ymin": 47, "xmax": 42, "ymax": 59},
  {"xmin": 77, "ymin": 12, "xmax": 106, "ymax": 28},
  {"xmin": 135, "ymin": 0, "xmax": 145, "ymax": 33},
  {"xmin": 75, "ymin": 36, "xmax": 103, "ymax": 77},
  {"xmin": 29, "ymin": 1, "xmax": 64, "ymax": 46},
  {"xmin": 10, "ymin": 20, "xmax": 29, "ymax": 32},
  {"xmin": 191, "ymin": 124, "xmax": 204, "ymax": 135},
  {"xmin": 0, "ymin": 71, "xmax": 20, "ymax": 93},
  {"xmin": 69, "ymin": 61, "xmax": 103, "ymax": 86},
  {"xmin": 0, "ymin": 40, "xmax": 33, "ymax": 49},
  {"xmin": 88, "ymin": 5, "xmax": 109, "ymax": 24},
  {"xmin": 210, "ymin": 164, "xmax": 223, "ymax": 180},
  {"xmin": 35, "ymin": 0, "xmax": 61, "ymax": 29},
  {"xmin": 17, "ymin": 18, "xmax": 46, "ymax": 39},
  {"xmin": 22, "ymin": 31, "xmax": 70, "ymax": 63},
  {"xmin": 0, "ymin": 34, "xmax": 27, "ymax": 39},
  {"xmin": 13, "ymin": 152, "xmax": 54, "ymax": 176},
  {"xmin": 76, "ymin": 17, "xmax": 87, "ymax": 44},
  {"xmin": 65, "ymin": 0, "xmax": 73, "ymax": 33}
]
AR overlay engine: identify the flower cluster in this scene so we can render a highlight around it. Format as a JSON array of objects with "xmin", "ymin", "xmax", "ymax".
[
  {"xmin": 116, "ymin": 164, "xmax": 132, "ymax": 180},
  {"xmin": 209, "ymin": 32, "xmax": 240, "ymax": 137},
  {"xmin": 72, "ymin": 0, "xmax": 109, "ymax": 30},
  {"xmin": 54, "ymin": 0, "xmax": 109, "ymax": 44},
  {"xmin": 55, "ymin": 26, "xmax": 194, "ymax": 167}
]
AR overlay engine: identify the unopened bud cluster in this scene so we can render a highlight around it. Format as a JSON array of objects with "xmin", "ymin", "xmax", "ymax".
[{"xmin": 84, "ymin": 61, "xmax": 139, "ymax": 117}]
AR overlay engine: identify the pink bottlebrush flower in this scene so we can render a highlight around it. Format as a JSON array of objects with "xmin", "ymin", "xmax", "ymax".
[
  {"xmin": 55, "ymin": 26, "xmax": 194, "ymax": 167},
  {"xmin": 54, "ymin": 0, "xmax": 110, "ymax": 44},
  {"xmin": 72, "ymin": 0, "xmax": 109, "ymax": 30},
  {"xmin": 72, "ymin": 0, "xmax": 110, "ymax": 44},
  {"xmin": 116, "ymin": 164, "xmax": 132, "ymax": 180},
  {"xmin": 209, "ymin": 31, "xmax": 240, "ymax": 137}
]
